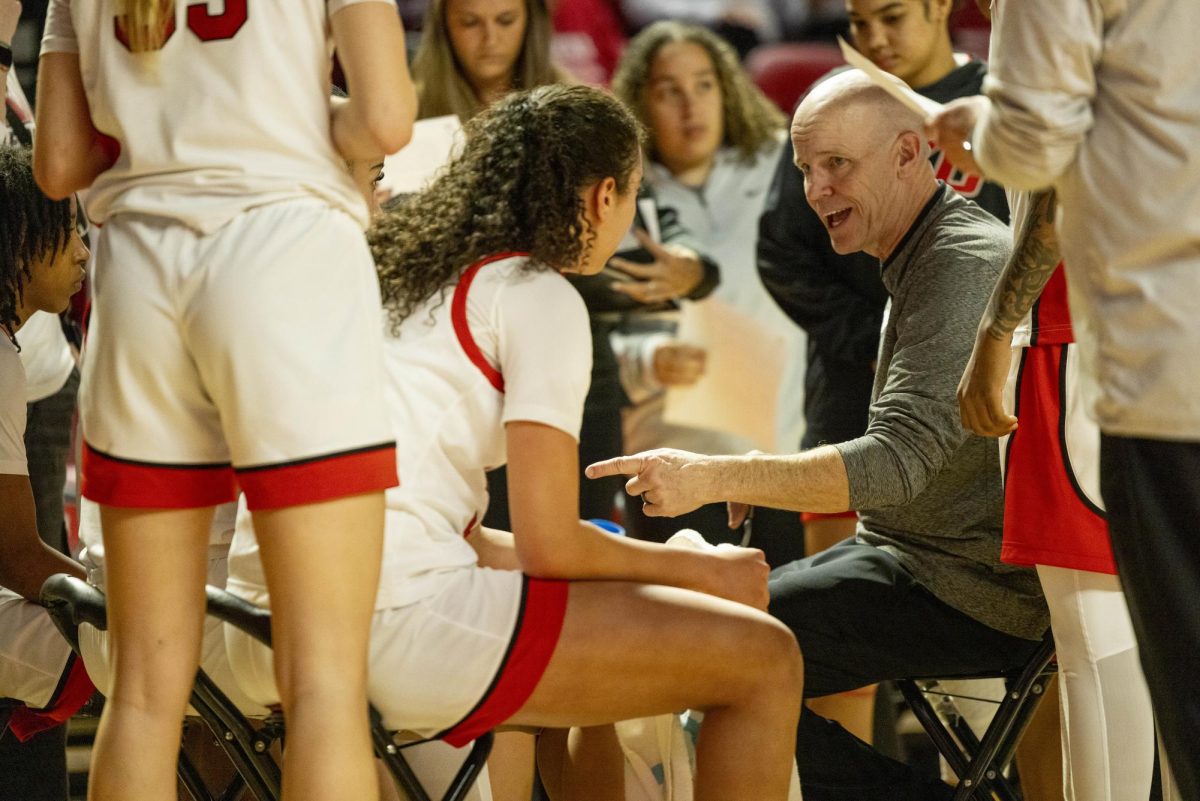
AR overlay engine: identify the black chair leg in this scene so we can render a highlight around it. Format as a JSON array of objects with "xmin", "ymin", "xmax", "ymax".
[
  {"xmin": 371, "ymin": 706, "xmax": 495, "ymax": 801},
  {"xmin": 178, "ymin": 748, "xmax": 214, "ymax": 801},
  {"xmin": 189, "ymin": 671, "xmax": 281, "ymax": 801}
]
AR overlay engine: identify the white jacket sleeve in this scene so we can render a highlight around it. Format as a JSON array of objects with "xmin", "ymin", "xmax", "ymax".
[{"xmin": 973, "ymin": 0, "xmax": 1106, "ymax": 191}]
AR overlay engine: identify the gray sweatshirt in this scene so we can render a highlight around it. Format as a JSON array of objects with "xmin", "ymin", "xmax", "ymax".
[{"xmin": 834, "ymin": 185, "xmax": 1049, "ymax": 641}]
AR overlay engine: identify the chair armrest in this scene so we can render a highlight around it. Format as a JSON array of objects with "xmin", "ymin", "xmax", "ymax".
[{"xmin": 205, "ymin": 586, "xmax": 273, "ymax": 647}]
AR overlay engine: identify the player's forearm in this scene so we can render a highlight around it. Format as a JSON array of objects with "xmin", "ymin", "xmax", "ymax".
[
  {"xmin": 980, "ymin": 189, "xmax": 1059, "ymax": 341},
  {"xmin": 330, "ymin": 94, "xmax": 414, "ymax": 160},
  {"xmin": 0, "ymin": 538, "xmax": 85, "ymax": 602},
  {"xmin": 518, "ymin": 519, "xmax": 715, "ymax": 593}
]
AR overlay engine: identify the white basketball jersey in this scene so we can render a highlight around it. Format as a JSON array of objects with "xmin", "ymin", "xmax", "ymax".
[{"xmin": 41, "ymin": 0, "xmax": 389, "ymax": 232}]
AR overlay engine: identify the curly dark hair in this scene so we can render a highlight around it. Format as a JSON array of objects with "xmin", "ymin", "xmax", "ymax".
[
  {"xmin": 0, "ymin": 145, "xmax": 73, "ymax": 338},
  {"xmin": 612, "ymin": 21, "xmax": 785, "ymax": 165},
  {"xmin": 369, "ymin": 83, "xmax": 644, "ymax": 333}
]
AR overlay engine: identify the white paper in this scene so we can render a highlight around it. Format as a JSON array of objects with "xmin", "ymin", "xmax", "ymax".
[
  {"xmin": 836, "ymin": 36, "xmax": 945, "ymax": 118},
  {"xmin": 662, "ymin": 297, "xmax": 787, "ymax": 452},
  {"xmin": 377, "ymin": 115, "xmax": 464, "ymax": 197}
]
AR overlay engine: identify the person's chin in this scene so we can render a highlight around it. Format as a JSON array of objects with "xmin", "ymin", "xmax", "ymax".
[{"xmin": 828, "ymin": 232, "xmax": 863, "ymax": 256}]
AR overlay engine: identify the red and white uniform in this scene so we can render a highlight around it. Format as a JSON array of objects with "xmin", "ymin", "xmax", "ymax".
[
  {"xmin": 1000, "ymin": 193, "xmax": 1112, "ymax": 574},
  {"xmin": 228, "ymin": 255, "xmax": 586, "ymax": 744},
  {"xmin": 0, "ymin": 336, "xmax": 90, "ymax": 736},
  {"xmin": 41, "ymin": 0, "xmax": 398, "ymax": 510}
]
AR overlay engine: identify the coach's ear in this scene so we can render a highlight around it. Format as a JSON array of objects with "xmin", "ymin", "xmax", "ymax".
[{"xmin": 895, "ymin": 130, "xmax": 924, "ymax": 175}]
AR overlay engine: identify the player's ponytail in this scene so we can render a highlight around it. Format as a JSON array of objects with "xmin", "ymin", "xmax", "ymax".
[
  {"xmin": 370, "ymin": 84, "xmax": 644, "ymax": 333},
  {"xmin": 118, "ymin": 0, "xmax": 176, "ymax": 54}
]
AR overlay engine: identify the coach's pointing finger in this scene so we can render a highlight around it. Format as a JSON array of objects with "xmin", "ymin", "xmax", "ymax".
[{"xmin": 585, "ymin": 455, "xmax": 646, "ymax": 479}]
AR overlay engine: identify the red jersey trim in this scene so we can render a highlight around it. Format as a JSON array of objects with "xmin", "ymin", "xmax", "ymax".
[
  {"xmin": 8, "ymin": 655, "xmax": 96, "ymax": 742},
  {"xmin": 450, "ymin": 252, "xmax": 530, "ymax": 393},
  {"xmin": 438, "ymin": 576, "xmax": 569, "ymax": 747},
  {"xmin": 237, "ymin": 443, "xmax": 398, "ymax": 511},
  {"xmin": 81, "ymin": 442, "xmax": 237, "ymax": 509}
]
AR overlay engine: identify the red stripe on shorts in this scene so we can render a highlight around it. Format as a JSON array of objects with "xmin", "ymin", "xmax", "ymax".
[
  {"xmin": 1002, "ymin": 346, "xmax": 1113, "ymax": 573},
  {"xmin": 236, "ymin": 442, "xmax": 399, "ymax": 511},
  {"xmin": 81, "ymin": 442, "xmax": 237, "ymax": 508},
  {"xmin": 801, "ymin": 510, "xmax": 857, "ymax": 524},
  {"xmin": 439, "ymin": 577, "xmax": 569, "ymax": 747}
]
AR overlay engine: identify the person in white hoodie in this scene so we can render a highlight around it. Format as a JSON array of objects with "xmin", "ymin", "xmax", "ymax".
[{"xmin": 927, "ymin": 1, "xmax": 1200, "ymax": 797}]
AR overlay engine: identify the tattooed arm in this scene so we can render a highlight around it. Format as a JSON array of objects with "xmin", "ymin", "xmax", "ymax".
[{"xmin": 957, "ymin": 189, "xmax": 1060, "ymax": 436}]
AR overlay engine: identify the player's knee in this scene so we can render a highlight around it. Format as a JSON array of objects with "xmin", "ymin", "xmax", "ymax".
[
  {"xmin": 763, "ymin": 616, "xmax": 805, "ymax": 698},
  {"xmin": 727, "ymin": 614, "xmax": 804, "ymax": 703}
]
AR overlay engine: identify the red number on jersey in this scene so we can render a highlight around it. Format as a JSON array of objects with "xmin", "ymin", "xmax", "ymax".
[
  {"xmin": 115, "ymin": 1, "xmax": 248, "ymax": 50},
  {"xmin": 931, "ymin": 149, "xmax": 983, "ymax": 197},
  {"xmin": 187, "ymin": 0, "xmax": 249, "ymax": 42}
]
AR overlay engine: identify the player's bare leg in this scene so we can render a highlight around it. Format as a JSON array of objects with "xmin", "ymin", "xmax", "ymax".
[
  {"xmin": 510, "ymin": 581, "xmax": 803, "ymax": 801},
  {"xmin": 88, "ymin": 505, "xmax": 213, "ymax": 801},
  {"xmin": 486, "ymin": 730, "xmax": 536, "ymax": 801},
  {"xmin": 537, "ymin": 725, "xmax": 624, "ymax": 801},
  {"xmin": 253, "ymin": 492, "xmax": 385, "ymax": 801}
]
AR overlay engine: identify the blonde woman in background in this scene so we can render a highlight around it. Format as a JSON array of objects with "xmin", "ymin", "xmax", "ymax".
[{"xmin": 413, "ymin": 0, "xmax": 567, "ymax": 121}]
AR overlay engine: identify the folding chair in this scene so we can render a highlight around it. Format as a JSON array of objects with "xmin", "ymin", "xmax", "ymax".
[
  {"xmin": 39, "ymin": 573, "xmax": 281, "ymax": 801},
  {"xmin": 40, "ymin": 574, "xmax": 493, "ymax": 801},
  {"xmin": 201, "ymin": 584, "xmax": 493, "ymax": 801},
  {"xmin": 895, "ymin": 630, "xmax": 1056, "ymax": 801}
]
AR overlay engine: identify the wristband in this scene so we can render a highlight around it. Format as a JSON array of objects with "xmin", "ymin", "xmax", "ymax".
[{"xmin": 0, "ymin": 42, "xmax": 13, "ymax": 69}]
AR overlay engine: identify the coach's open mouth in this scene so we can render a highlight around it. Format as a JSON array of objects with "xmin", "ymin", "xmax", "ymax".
[{"xmin": 825, "ymin": 207, "xmax": 852, "ymax": 229}]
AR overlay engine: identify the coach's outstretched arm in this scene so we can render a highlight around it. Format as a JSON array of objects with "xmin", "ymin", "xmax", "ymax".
[{"xmin": 586, "ymin": 445, "xmax": 851, "ymax": 520}]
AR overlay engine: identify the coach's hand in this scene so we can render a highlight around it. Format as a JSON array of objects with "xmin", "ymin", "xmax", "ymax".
[
  {"xmin": 586, "ymin": 449, "xmax": 717, "ymax": 518},
  {"xmin": 958, "ymin": 326, "xmax": 1018, "ymax": 437}
]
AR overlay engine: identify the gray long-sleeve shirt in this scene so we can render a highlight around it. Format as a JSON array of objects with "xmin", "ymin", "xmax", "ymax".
[{"xmin": 834, "ymin": 185, "xmax": 1048, "ymax": 640}]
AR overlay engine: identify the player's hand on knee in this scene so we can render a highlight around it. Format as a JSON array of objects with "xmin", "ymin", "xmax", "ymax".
[{"xmin": 704, "ymin": 546, "xmax": 770, "ymax": 611}]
